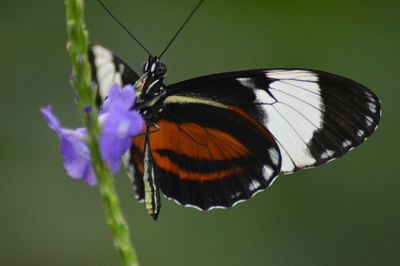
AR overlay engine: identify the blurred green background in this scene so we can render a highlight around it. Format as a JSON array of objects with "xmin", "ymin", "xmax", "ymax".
[{"xmin": 1, "ymin": 0, "xmax": 399, "ymax": 265}]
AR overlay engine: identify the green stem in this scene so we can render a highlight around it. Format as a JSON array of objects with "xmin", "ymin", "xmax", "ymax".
[{"xmin": 65, "ymin": 0, "xmax": 138, "ymax": 265}]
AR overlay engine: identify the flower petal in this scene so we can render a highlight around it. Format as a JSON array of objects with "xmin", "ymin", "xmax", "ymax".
[
  {"xmin": 41, "ymin": 82, "xmax": 142, "ymax": 184},
  {"xmin": 40, "ymin": 105, "xmax": 62, "ymax": 136},
  {"xmin": 101, "ymin": 84, "xmax": 135, "ymax": 114},
  {"xmin": 41, "ymin": 106, "xmax": 97, "ymax": 186},
  {"xmin": 60, "ymin": 129, "xmax": 91, "ymax": 179},
  {"xmin": 82, "ymin": 163, "xmax": 97, "ymax": 186},
  {"xmin": 100, "ymin": 109, "xmax": 144, "ymax": 173}
]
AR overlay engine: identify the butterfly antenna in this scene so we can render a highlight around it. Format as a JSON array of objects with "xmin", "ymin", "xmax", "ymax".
[
  {"xmin": 159, "ymin": 0, "xmax": 205, "ymax": 58},
  {"xmin": 96, "ymin": 0, "xmax": 152, "ymax": 56}
]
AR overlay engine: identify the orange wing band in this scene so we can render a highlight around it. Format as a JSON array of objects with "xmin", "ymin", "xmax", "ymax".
[{"xmin": 132, "ymin": 120, "xmax": 252, "ymax": 182}]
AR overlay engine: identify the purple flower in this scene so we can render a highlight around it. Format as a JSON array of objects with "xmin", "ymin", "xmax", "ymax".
[
  {"xmin": 41, "ymin": 83, "xmax": 144, "ymax": 186},
  {"xmin": 99, "ymin": 84, "xmax": 144, "ymax": 173},
  {"xmin": 41, "ymin": 105, "xmax": 97, "ymax": 186},
  {"xmin": 100, "ymin": 83, "xmax": 135, "ymax": 114}
]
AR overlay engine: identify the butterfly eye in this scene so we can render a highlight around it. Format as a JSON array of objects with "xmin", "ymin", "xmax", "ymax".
[{"xmin": 156, "ymin": 63, "xmax": 167, "ymax": 77}]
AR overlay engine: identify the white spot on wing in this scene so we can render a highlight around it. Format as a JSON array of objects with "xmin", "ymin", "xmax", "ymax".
[
  {"xmin": 268, "ymin": 148, "xmax": 280, "ymax": 166},
  {"xmin": 262, "ymin": 165, "xmax": 274, "ymax": 180},
  {"xmin": 368, "ymin": 102, "xmax": 377, "ymax": 113},
  {"xmin": 248, "ymin": 179, "xmax": 261, "ymax": 191},
  {"xmin": 236, "ymin": 77, "xmax": 256, "ymax": 89},
  {"xmin": 365, "ymin": 116, "xmax": 373, "ymax": 126},
  {"xmin": 342, "ymin": 139, "xmax": 352, "ymax": 148},
  {"xmin": 321, "ymin": 149, "xmax": 335, "ymax": 160},
  {"xmin": 365, "ymin": 92, "xmax": 376, "ymax": 102}
]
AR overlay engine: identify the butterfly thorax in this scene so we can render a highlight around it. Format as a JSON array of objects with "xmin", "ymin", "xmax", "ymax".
[{"xmin": 135, "ymin": 56, "xmax": 168, "ymax": 122}]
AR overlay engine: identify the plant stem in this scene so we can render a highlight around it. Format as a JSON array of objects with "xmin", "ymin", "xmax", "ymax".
[{"xmin": 65, "ymin": 0, "xmax": 138, "ymax": 265}]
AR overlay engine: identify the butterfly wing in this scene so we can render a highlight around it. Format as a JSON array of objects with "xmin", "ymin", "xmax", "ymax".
[
  {"xmin": 132, "ymin": 101, "xmax": 282, "ymax": 210},
  {"xmin": 165, "ymin": 69, "xmax": 381, "ymax": 175},
  {"xmin": 88, "ymin": 44, "xmax": 140, "ymax": 106},
  {"xmin": 88, "ymin": 44, "xmax": 145, "ymax": 199}
]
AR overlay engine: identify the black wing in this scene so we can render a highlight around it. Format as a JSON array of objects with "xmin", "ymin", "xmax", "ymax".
[{"xmin": 165, "ymin": 69, "xmax": 381, "ymax": 174}]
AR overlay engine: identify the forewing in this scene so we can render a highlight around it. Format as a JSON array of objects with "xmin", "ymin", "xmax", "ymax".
[
  {"xmin": 89, "ymin": 44, "xmax": 144, "ymax": 199},
  {"xmin": 167, "ymin": 69, "xmax": 381, "ymax": 174},
  {"xmin": 88, "ymin": 44, "xmax": 140, "ymax": 107}
]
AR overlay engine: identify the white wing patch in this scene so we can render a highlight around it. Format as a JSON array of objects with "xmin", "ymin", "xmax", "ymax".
[
  {"xmin": 238, "ymin": 69, "xmax": 381, "ymax": 174},
  {"xmin": 92, "ymin": 45, "xmax": 123, "ymax": 98},
  {"xmin": 249, "ymin": 70, "xmax": 324, "ymax": 173}
]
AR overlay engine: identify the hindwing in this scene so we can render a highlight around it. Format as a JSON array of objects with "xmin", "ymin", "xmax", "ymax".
[{"xmin": 131, "ymin": 99, "xmax": 281, "ymax": 210}]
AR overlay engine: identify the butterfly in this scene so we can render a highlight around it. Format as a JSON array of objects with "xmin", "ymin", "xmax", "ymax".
[
  {"xmin": 89, "ymin": 1, "xmax": 381, "ymax": 220},
  {"xmin": 88, "ymin": 44, "xmax": 381, "ymax": 219}
]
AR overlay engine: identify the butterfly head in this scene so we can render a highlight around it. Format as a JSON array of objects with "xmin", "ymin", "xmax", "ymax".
[
  {"xmin": 142, "ymin": 56, "xmax": 167, "ymax": 78},
  {"xmin": 135, "ymin": 56, "xmax": 168, "ymax": 114}
]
